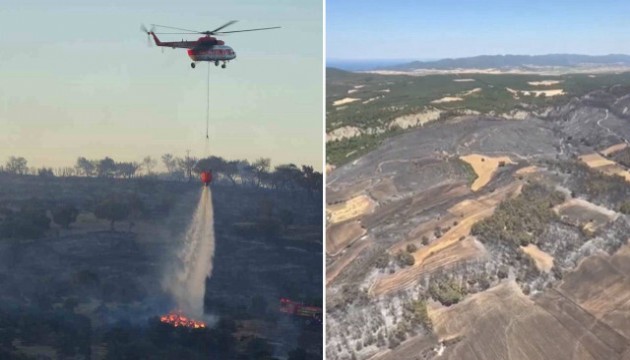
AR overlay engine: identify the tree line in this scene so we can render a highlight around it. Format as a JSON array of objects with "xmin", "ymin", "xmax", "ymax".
[{"xmin": 1, "ymin": 154, "xmax": 322, "ymax": 193}]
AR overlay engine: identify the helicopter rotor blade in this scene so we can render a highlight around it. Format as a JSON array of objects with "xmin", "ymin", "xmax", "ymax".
[
  {"xmin": 151, "ymin": 24, "xmax": 200, "ymax": 33},
  {"xmin": 216, "ymin": 26, "xmax": 281, "ymax": 34},
  {"xmin": 152, "ymin": 32, "xmax": 198, "ymax": 35},
  {"xmin": 140, "ymin": 24, "xmax": 155, "ymax": 33},
  {"xmin": 208, "ymin": 20, "xmax": 238, "ymax": 34},
  {"xmin": 140, "ymin": 24, "xmax": 154, "ymax": 47}
]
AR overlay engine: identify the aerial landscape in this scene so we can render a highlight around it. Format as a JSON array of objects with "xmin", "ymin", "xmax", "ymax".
[
  {"xmin": 0, "ymin": 0, "xmax": 323, "ymax": 359},
  {"xmin": 326, "ymin": 1, "xmax": 630, "ymax": 359}
]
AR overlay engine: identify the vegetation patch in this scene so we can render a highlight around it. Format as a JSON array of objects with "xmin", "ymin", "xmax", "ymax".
[
  {"xmin": 395, "ymin": 250, "xmax": 415, "ymax": 267},
  {"xmin": 471, "ymin": 183, "xmax": 565, "ymax": 247},
  {"xmin": 613, "ymin": 146, "xmax": 630, "ymax": 168},
  {"xmin": 551, "ymin": 160, "xmax": 630, "ymax": 207},
  {"xmin": 429, "ymin": 278, "xmax": 467, "ymax": 306}
]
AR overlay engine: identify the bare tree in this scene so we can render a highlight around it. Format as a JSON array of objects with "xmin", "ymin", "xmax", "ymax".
[
  {"xmin": 5, "ymin": 156, "xmax": 28, "ymax": 175},
  {"xmin": 55, "ymin": 167, "xmax": 76, "ymax": 177},
  {"xmin": 252, "ymin": 157, "xmax": 271, "ymax": 187},
  {"xmin": 142, "ymin": 156, "xmax": 157, "ymax": 175},
  {"xmin": 162, "ymin": 153, "xmax": 177, "ymax": 173},
  {"xmin": 223, "ymin": 160, "xmax": 240, "ymax": 186},
  {"xmin": 179, "ymin": 150, "xmax": 197, "ymax": 182}
]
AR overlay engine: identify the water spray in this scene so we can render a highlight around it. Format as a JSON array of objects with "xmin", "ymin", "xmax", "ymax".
[{"xmin": 163, "ymin": 186, "xmax": 216, "ymax": 319}]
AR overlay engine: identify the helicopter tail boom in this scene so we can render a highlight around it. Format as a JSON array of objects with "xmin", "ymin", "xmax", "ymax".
[{"xmin": 149, "ymin": 32, "xmax": 163, "ymax": 46}]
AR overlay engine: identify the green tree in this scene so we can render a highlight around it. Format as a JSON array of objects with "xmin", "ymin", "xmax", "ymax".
[
  {"xmin": 94, "ymin": 199, "xmax": 131, "ymax": 231},
  {"xmin": 37, "ymin": 167, "xmax": 54, "ymax": 177},
  {"xmin": 406, "ymin": 298, "xmax": 432, "ymax": 329},
  {"xmin": 96, "ymin": 157, "xmax": 116, "ymax": 177},
  {"xmin": 395, "ymin": 251, "xmax": 415, "ymax": 267},
  {"xmin": 115, "ymin": 162, "xmax": 140, "ymax": 179},
  {"xmin": 299, "ymin": 165, "xmax": 323, "ymax": 199},
  {"xmin": 273, "ymin": 164, "xmax": 302, "ymax": 190},
  {"xmin": 429, "ymin": 278, "xmax": 466, "ymax": 306},
  {"xmin": 52, "ymin": 204, "xmax": 79, "ymax": 229},
  {"xmin": 75, "ymin": 157, "xmax": 95, "ymax": 176}
]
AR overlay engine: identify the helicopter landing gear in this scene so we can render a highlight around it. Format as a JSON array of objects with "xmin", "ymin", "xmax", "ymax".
[
  {"xmin": 221, "ymin": 62, "xmax": 227, "ymax": 69},
  {"xmin": 215, "ymin": 60, "xmax": 220, "ymax": 67},
  {"xmin": 191, "ymin": 62, "xmax": 196, "ymax": 69}
]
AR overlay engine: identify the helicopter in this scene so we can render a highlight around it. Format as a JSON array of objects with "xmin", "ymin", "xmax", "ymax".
[{"xmin": 141, "ymin": 21, "xmax": 280, "ymax": 69}]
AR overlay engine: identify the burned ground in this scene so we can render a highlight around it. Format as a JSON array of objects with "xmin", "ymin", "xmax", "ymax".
[
  {"xmin": 0, "ymin": 176, "xmax": 322, "ymax": 359},
  {"xmin": 326, "ymin": 85, "xmax": 630, "ymax": 360}
]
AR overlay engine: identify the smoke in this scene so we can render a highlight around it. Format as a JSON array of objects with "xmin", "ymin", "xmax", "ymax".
[{"xmin": 163, "ymin": 187, "xmax": 216, "ymax": 318}]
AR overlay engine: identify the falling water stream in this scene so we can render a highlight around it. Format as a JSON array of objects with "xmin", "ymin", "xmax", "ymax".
[{"xmin": 164, "ymin": 186, "xmax": 215, "ymax": 318}]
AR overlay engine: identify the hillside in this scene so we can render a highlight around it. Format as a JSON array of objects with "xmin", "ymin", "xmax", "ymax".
[
  {"xmin": 0, "ymin": 176, "xmax": 323, "ymax": 359},
  {"xmin": 385, "ymin": 54, "xmax": 630, "ymax": 71},
  {"xmin": 325, "ymin": 86, "xmax": 630, "ymax": 360},
  {"xmin": 326, "ymin": 68, "xmax": 630, "ymax": 168}
]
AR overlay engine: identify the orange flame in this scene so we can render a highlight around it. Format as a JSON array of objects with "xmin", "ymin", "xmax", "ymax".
[{"xmin": 160, "ymin": 311, "xmax": 206, "ymax": 329}]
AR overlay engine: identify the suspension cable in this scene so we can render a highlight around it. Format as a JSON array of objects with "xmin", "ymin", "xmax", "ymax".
[{"xmin": 205, "ymin": 62, "xmax": 210, "ymax": 156}]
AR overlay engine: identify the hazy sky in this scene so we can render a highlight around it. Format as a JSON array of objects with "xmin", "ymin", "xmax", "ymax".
[
  {"xmin": 0, "ymin": 0, "xmax": 323, "ymax": 171},
  {"xmin": 328, "ymin": 0, "xmax": 630, "ymax": 60}
]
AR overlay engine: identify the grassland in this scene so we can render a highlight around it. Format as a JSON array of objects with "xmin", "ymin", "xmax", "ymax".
[{"xmin": 459, "ymin": 154, "xmax": 515, "ymax": 191}]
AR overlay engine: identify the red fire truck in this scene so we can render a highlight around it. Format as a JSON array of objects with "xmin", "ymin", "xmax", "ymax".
[{"xmin": 279, "ymin": 298, "xmax": 322, "ymax": 325}]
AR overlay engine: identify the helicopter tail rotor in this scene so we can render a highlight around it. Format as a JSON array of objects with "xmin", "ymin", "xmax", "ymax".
[{"xmin": 140, "ymin": 24, "xmax": 155, "ymax": 47}]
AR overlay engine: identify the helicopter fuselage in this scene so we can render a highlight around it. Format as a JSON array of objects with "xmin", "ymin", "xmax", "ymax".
[{"xmin": 188, "ymin": 45, "xmax": 236, "ymax": 62}]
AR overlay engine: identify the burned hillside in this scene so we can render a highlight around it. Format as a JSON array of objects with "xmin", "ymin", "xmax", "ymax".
[
  {"xmin": 326, "ymin": 86, "xmax": 630, "ymax": 360},
  {"xmin": 0, "ymin": 161, "xmax": 323, "ymax": 359}
]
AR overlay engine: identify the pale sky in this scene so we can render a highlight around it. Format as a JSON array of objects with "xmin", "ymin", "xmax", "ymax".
[
  {"xmin": 328, "ymin": 0, "xmax": 630, "ymax": 60},
  {"xmin": 0, "ymin": 0, "xmax": 323, "ymax": 171}
]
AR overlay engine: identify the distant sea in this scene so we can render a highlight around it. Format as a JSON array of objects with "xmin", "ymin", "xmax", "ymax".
[{"xmin": 327, "ymin": 59, "xmax": 436, "ymax": 71}]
